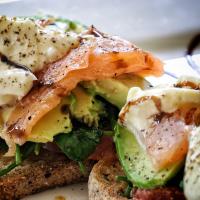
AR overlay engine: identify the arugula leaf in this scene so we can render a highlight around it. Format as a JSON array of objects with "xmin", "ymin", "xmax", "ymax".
[
  {"xmin": 0, "ymin": 162, "xmax": 18, "ymax": 177},
  {"xmin": 55, "ymin": 18, "xmax": 87, "ymax": 32},
  {"xmin": 78, "ymin": 161, "xmax": 86, "ymax": 175},
  {"xmin": 25, "ymin": 15, "xmax": 87, "ymax": 33},
  {"xmin": 116, "ymin": 175, "xmax": 130, "ymax": 183},
  {"xmin": 0, "ymin": 142, "xmax": 35, "ymax": 177},
  {"xmin": 116, "ymin": 175, "xmax": 133, "ymax": 198},
  {"xmin": 123, "ymin": 184, "xmax": 133, "ymax": 198},
  {"xmin": 54, "ymin": 128, "xmax": 102, "ymax": 162},
  {"xmin": 34, "ymin": 143, "xmax": 41, "ymax": 156},
  {"xmin": 15, "ymin": 144, "xmax": 22, "ymax": 165}
]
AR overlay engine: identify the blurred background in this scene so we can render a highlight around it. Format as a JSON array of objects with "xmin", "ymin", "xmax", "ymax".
[
  {"xmin": 0, "ymin": 1, "xmax": 199, "ymax": 199},
  {"xmin": 0, "ymin": 0, "xmax": 200, "ymax": 59}
]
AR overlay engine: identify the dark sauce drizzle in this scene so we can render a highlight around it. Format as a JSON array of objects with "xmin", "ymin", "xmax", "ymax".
[
  {"xmin": 87, "ymin": 25, "xmax": 105, "ymax": 38},
  {"xmin": 186, "ymin": 33, "xmax": 200, "ymax": 74},
  {"xmin": 0, "ymin": 54, "xmax": 33, "ymax": 73}
]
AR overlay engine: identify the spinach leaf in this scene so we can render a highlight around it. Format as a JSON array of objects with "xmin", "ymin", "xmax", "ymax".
[
  {"xmin": 21, "ymin": 142, "xmax": 36, "ymax": 159},
  {"xmin": 179, "ymin": 180, "xmax": 183, "ymax": 189},
  {"xmin": 107, "ymin": 104, "xmax": 119, "ymax": 129},
  {"xmin": 166, "ymin": 165, "xmax": 184, "ymax": 189},
  {"xmin": 54, "ymin": 128, "xmax": 102, "ymax": 162},
  {"xmin": 97, "ymin": 97, "xmax": 119, "ymax": 131},
  {"xmin": 0, "ymin": 138, "xmax": 8, "ymax": 151}
]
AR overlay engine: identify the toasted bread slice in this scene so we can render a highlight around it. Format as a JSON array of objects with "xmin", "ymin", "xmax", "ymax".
[
  {"xmin": 88, "ymin": 160, "xmax": 185, "ymax": 200},
  {"xmin": 0, "ymin": 150, "xmax": 94, "ymax": 200},
  {"xmin": 88, "ymin": 160, "xmax": 129, "ymax": 200}
]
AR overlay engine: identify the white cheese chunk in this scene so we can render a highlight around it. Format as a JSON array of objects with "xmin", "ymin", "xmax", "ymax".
[
  {"xmin": 0, "ymin": 16, "xmax": 79, "ymax": 72},
  {"xmin": 0, "ymin": 16, "xmax": 80, "ymax": 107},
  {"xmin": 119, "ymin": 84, "xmax": 200, "ymax": 149}
]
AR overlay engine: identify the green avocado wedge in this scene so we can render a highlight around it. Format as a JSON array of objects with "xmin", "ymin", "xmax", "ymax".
[
  {"xmin": 114, "ymin": 124, "xmax": 183, "ymax": 189},
  {"xmin": 82, "ymin": 75, "xmax": 151, "ymax": 109}
]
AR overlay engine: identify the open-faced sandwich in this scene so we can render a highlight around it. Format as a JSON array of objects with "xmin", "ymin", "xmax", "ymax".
[
  {"xmin": 88, "ymin": 75, "xmax": 200, "ymax": 200},
  {"xmin": 0, "ymin": 15, "xmax": 163, "ymax": 199}
]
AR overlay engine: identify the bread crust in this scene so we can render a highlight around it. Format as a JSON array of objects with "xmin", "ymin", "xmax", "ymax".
[
  {"xmin": 88, "ymin": 160, "xmax": 185, "ymax": 200},
  {"xmin": 88, "ymin": 160, "xmax": 129, "ymax": 200},
  {"xmin": 0, "ymin": 151, "xmax": 94, "ymax": 200}
]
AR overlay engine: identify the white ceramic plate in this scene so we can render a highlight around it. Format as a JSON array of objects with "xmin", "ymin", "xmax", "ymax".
[
  {"xmin": 22, "ymin": 54, "xmax": 200, "ymax": 200},
  {"xmin": 0, "ymin": 0, "xmax": 20, "ymax": 3}
]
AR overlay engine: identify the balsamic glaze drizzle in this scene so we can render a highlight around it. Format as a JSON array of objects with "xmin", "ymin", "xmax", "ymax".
[
  {"xmin": 186, "ymin": 33, "xmax": 200, "ymax": 74},
  {"xmin": 187, "ymin": 34, "xmax": 200, "ymax": 55},
  {"xmin": 0, "ymin": 54, "xmax": 33, "ymax": 73},
  {"xmin": 88, "ymin": 25, "xmax": 104, "ymax": 37}
]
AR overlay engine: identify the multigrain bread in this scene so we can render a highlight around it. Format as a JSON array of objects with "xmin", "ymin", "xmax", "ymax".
[
  {"xmin": 88, "ymin": 160, "xmax": 129, "ymax": 200},
  {"xmin": 0, "ymin": 150, "xmax": 94, "ymax": 200},
  {"xmin": 88, "ymin": 160, "xmax": 186, "ymax": 200}
]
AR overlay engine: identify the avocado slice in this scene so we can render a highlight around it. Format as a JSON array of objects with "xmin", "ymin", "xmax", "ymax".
[
  {"xmin": 114, "ymin": 124, "xmax": 183, "ymax": 188},
  {"xmin": 28, "ymin": 97, "xmax": 72, "ymax": 143},
  {"xmin": 82, "ymin": 75, "xmax": 150, "ymax": 109},
  {"xmin": 70, "ymin": 86, "xmax": 105, "ymax": 127},
  {"xmin": 27, "ymin": 85, "xmax": 105, "ymax": 142}
]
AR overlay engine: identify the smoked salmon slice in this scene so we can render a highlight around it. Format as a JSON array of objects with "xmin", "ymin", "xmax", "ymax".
[
  {"xmin": 6, "ymin": 29, "xmax": 163, "ymax": 145},
  {"xmin": 119, "ymin": 81, "xmax": 200, "ymax": 170},
  {"xmin": 145, "ymin": 110, "xmax": 195, "ymax": 169}
]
